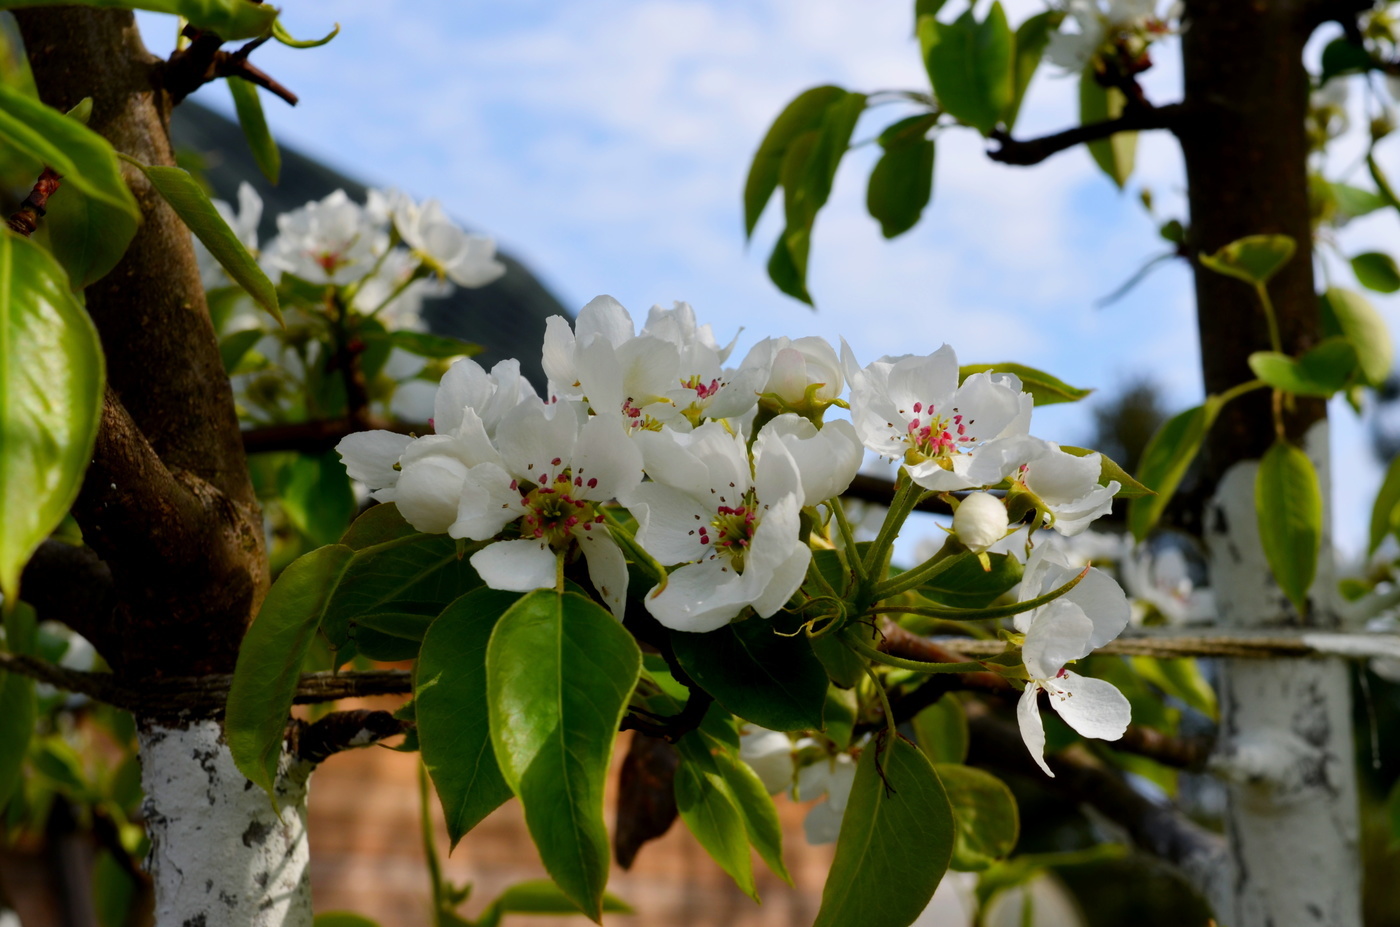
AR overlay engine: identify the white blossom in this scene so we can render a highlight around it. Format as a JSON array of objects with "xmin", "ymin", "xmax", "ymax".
[
  {"xmin": 738, "ymin": 726, "xmax": 795, "ymax": 795},
  {"xmin": 1014, "ymin": 546, "xmax": 1131, "ymax": 776},
  {"xmin": 793, "ymin": 747, "xmax": 857, "ymax": 845},
  {"xmin": 350, "ymin": 248, "xmax": 450, "ymax": 330},
  {"xmin": 1016, "ymin": 443, "xmax": 1119, "ymax": 536},
  {"xmin": 845, "ymin": 341, "xmax": 1045, "ymax": 492},
  {"xmin": 263, "ymin": 190, "xmax": 387, "ymax": 286},
  {"xmin": 383, "ymin": 190, "xmax": 506, "ymax": 288},
  {"xmin": 739, "ymin": 335, "xmax": 844, "ymax": 412},
  {"xmin": 953, "ymin": 492, "xmax": 1010, "ymax": 553}
]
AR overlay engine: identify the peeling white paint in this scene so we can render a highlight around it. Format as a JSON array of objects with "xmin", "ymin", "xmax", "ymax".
[
  {"xmin": 139, "ymin": 720, "xmax": 313, "ymax": 927},
  {"xmin": 1203, "ymin": 420, "xmax": 1361, "ymax": 927}
]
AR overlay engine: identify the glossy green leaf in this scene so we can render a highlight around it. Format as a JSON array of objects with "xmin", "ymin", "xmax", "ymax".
[
  {"xmin": 1247, "ymin": 337, "xmax": 1358, "ymax": 398},
  {"xmin": 124, "ymin": 160, "xmax": 281, "ymax": 325},
  {"xmin": 812, "ymin": 736, "xmax": 955, "ymax": 927},
  {"xmin": 744, "ymin": 85, "xmax": 848, "ymax": 238},
  {"xmin": 273, "ymin": 19, "xmax": 341, "ymax": 48},
  {"xmin": 823, "ymin": 685, "xmax": 858, "ymax": 749},
  {"xmin": 1368, "ymin": 151, "xmax": 1400, "ymax": 214},
  {"xmin": 227, "ymin": 76, "xmax": 279, "ymax": 184},
  {"xmin": 374, "ymin": 329, "xmax": 481, "ymax": 359},
  {"xmin": 320, "ymin": 505, "xmax": 485, "ymax": 657},
  {"xmin": 913, "ymin": 696, "xmax": 969, "ymax": 764},
  {"xmin": 487, "ymin": 590, "xmax": 641, "ymax": 921},
  {"xmin": 418, "ymin": 588, "xmax": 520, "ymax": 847},
  {"xmin": 1059, "ymin": 446, "xmax": 1153, "ymax": 498},
  {"xmin": 1369, "ymin": 452, "xmax": 1400, "ymax": 554},
  {"xmin": 810, "ymin": 630, "xmax": 868, "ymax": 689},
  {"xmin": 1006, "ymin": 10, "xmax": 1056, "ymax": 130},
  {"xmin": 1128, "ymin": 399, "xmax": 1221, "ymax": 541},
  {"xmin": 918, "ymin": 551, "xmax": 1022, "ymax": 610},
  {"xmin": 671, "ymin": 616, "xmax": 828, "ymax": 732},
  {"xmin": 1079, "ymin": 69, "xmax": 1135, "ymax": 188},
  {"xmin": 0, "ymin": 669, "xmax": 35, "ymax": 812},
  {"xmin": 1322, "ymin": 287, "xmax": 1393, "ymax": 386},
  {"xmin": 1351, "ymin": 251, "xmax": 1400, "ymax": 293},
  {"xmin": 921, "ymin": 4, "xmax": 1014, "ymax": 135},
  {"xmin": 1199, "ymin": 234, "xmax": 1296, "ymax": 287},
  {"xmin": 227, "ymin": 544, "xmax": 354, "ymax": 796},
  {"xmin": 867, "ymin": 114, "xmax": 936, "ymax": 239},
  {"xmin": 0, "ymin": 232, "xmax": 104, "ymax": 603},
  {"xmin": 958, "ymin": 362, "xmax": 1091, "ymax": 405},
  {"xmin": 0, "ymin": 82, "xmax": 138, "ymax": 287},
  {"xmin": 1329, "ymin": 180, "xmax": 1387, "ymax": 221},
  {"xmin": 0, "ymin": 0, "xmax": 277, "ymax": 39},
  {"xmin": 1256, "ymin": 440, "xmax": 1321, "ymax": 614},
  {"xmin": 675, "ymin": 734, "xmax": 757, "ymax": 899},
  {"xmin": 712, "ymin": 735, "xmax": 790, "ymax": 883},
  {"xmin": 936, "ymin": 763, "xmax": 1019, "ymax": 871}
]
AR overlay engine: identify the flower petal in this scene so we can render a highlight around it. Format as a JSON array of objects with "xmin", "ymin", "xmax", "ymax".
[
  {"xmin": 469, "ymin": 538, "xmax": 557, "ymax": 592},
  {"xmin": 395, "ymin": 455, "xmax": 468, "ymax": 534},
  {"xmin": 1048, "ymin": 671, "xmax": 1131, "ymax": 741},
  {"xmin": 336, "ymin": 431, "xmax": 412, "ymax": 490},
  {"xmin": 451, "ymin": 462, "xmax": 524, "ymax": 540},
  {"xmin": 1022, "ymin": 600, "xmax": 1094, "ymax": 679},
  {"xmin": 1017, "ymin": 686, "xmax": 1054, "ymax": 777},
  {"xmin": 644, "ymin": 559, "xmax": 751, "ymax": 632},
  {"xmin": 571, "ymin": 415, "xmax": 644, "ymax": 501},
  {"xmin": 578, "ymin": 531, "xmax": 629, "ymax": 619}
]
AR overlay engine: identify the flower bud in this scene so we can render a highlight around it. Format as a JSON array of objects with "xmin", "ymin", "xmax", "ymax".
[{"xmin": 953, "ymin": 492, "xmax": 1008, "ymax": 553}]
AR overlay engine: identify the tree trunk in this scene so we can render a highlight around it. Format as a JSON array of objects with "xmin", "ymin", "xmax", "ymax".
[
  {"xmin": 1181, "ymin": 2, "xmax": 1361, "ymax": 924},
  {"xmin": 138, "ymin": 721, "xmax": 313, "ymax": 927}
]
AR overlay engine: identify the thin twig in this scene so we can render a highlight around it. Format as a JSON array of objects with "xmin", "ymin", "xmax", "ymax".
[
  {"xmin": 988, "ymin": 103, "xmax": 1187, "ymax": 167},
  {"xmin": 7, "ymin": 166, "xmax": 62, "ymax": 236}
]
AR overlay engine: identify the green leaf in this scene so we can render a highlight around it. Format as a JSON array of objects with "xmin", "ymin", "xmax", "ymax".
[
  {"xmin": 712, "ymin": 735, "xmax": 790, "ymax": 883},
  {"xmin": 1128, "ymin": 400, "xmax": 1221, "ymax": 541},
  {"xmin": 372, "ymin": 329, "xmax": 481, "ymax": 359},
  {"xmin": 913, "ymin": 696, "xmax": 968, "ymax": 764},
  {"xmin": 1321, "ymin": 287, "xmax": 1393, "ymax": 386},
  {"xmin": 1247, "ymin": 337, "xmax": 1358, "ymax": 398},
  {"xmin": 921, "ymin": 4, "xmax": 1014, "ymax": 135},
  {"xmin": 278, "ymin": 451, "xmax": 356, "ymax": 547},
  {"xmin": 320, "ymin": 505, "xmax": 485, "ymax": 657},
  {"xmin": 1058, "ymin": 446, "xmax": 1153, "ymax": 498},
  {"xmin": 867, "ymin": 115, "xmax": 936, "ymax": 239},
  {"xmin": 219, "ymin": 327, "xmax": 262, "ymax": 373},
  {"xmin": 0, "ymin": 231, "xmax": 104, "ymax": 602},
  {"xmin": 1006, "ymin": 10, "xmax": 1056, "ymax": 130},
  {"xmin": 123, "ymin": 159, "xmax": 281, "ymax": 325},
  {"xmin": 743, "ymin": 85, "xmax": 848, "ymax": 238},
  {"xmin": 227, "ymin": 544, "xmax": 354, "ymax": 795},
  {"xmin": 1128, "ymin": 656, "xmax": 1217, "ymax": 720},
  {"xmin": 1319, "ymin": 38, "xmax": 1372, "ymax": 84},
  {"xmin": 418, "ymin": 588, "xmax": 519, "ymax": 848},
  {"xmin": 1369, "ymin": 452, "xmax": 1400, "ymax": 554},
  {"xmin": 478, "ymin": 880, "xmax": 632, "ymax": 923},
  {"xmin": 936, "ymin": 763, "xmax": 1019, "ymax": 871},
  {"xmin": 958, "ymin": 362, "xmax": 1091, "ymax": 405},
  {"xmin": 92, "ymin": 849, "xmax": 137, "ymax": 927},
  {"xmin": 674, "ymin": 734, "xmax": 757, "ymax": 899},
  {"xmin": 227, "ymin": 76, "xmax": 279, "ymax": 184},
  {"xmin": 1079, "ymin": 69, "xmax": 1135, "ymax": 188},
  {"xmin": 0, "ymin": 669, "xmax": 35, "ymax": 812},
  {"xmin": 670, "ymin": 617, "xmax": 828, "ymax": 732},
  {"xmin": 1256, "ymin": 440, "xmax": 1321, "ymax": 614},
  {"xmin": 1329, "ymin": 180, "xmax": 1388, "ymax": 221},
  {"xmin": 0, "ymin": 0, "xmax": 277, "ymax": 39},
  {"xmin": 813, "ymin": 736, "xmax": 955, "ymax": 927},
  {"xmin": 273, "ymin": 19, "xmax": 341, "ymax": 48},
  {"xmin": 1351, "ymin": 252, "xmax": 1400, "ymax": 293},
  {"xmin": 313, "ymin": 915, "xmax": 382, "ymax": 927},
  {"xmin": 918, "ymin": 551, "xmax": 1022, "ymax": 610},
  {"xmin": 486, "ymin": 590, "xmax": 641, "ymax": 921},
  {"xmin": 1198, "ymin": 234, "xmax": 1296, "ymax": 287},
  {"xmin": 0, "ymin": 82, "xmax": 139, "ymax": 288}
]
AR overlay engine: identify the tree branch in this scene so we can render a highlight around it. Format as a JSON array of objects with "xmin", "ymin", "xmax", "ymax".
[
  {"xmin": 164, "ymin": 25, "xmax": 298, "ymax": 106},
  {"xmin": 241, "ymin": 416, "xmax": 420, "ymax": 455},
  {"xmin": 988, "ymin": 104, "xmax": 1188, "ymax": 167},
  {"xmin": 293, "ymin": 709, "xmax": 407, "ymax": 764},
  {"xmin": 6, "ymin": 166, "xmax": 61, "ymax": 237}
]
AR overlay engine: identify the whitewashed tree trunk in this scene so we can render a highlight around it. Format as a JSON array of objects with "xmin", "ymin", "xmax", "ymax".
[
  {"xmin": 138, "ymin": 720, "xmax": 313, "ymax": 927},
  {"xmin": 1203, "ymin": 420, "xmax": 1361, "ymax": 927}
]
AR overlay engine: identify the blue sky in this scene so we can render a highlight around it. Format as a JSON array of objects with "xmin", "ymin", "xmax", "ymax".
[{"xmin": 137, "ymin": 1, "xmax": 1400, "ymax": 560}]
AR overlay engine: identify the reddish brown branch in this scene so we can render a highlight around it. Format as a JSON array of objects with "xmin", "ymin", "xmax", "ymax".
[
  {"xmin": 294, "ymin": 709, "xmax": 407, "ymax": 764},
  {"xmin": 165, "ymin": 25, "xmax": 298, "ymax": 106},
  {"xmin": 242, "ymin": 417, "xmax": 422, "ymax": 455},
  {"xmin": 988, "ymin": 104, "xmax": 1187, "ymax": 167},
  {"xmin": 6, "ymin": 166, "xmax": 61, "ymax": 236}
]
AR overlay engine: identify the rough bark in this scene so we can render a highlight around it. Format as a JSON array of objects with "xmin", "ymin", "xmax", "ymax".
[
  {"xmin": 14, "ymin": 8, "xmax": 267, "ymax": 678},
  {"xmin": 1180, "ymin": 2, "xmax": 1361, "ymax": 924}
]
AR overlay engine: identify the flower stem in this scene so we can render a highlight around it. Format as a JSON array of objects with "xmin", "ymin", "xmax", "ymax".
[
  {"xmin": 842, "ymin": 627, "xmax": 983, "ymax": 674},
  {"xmin": 871, "ymin": 547, "xmax": 969, "ymax": 602},
  {"xmin": 862, "ymin": 473, "xmax": 922, "ymax": 577},
  {"xmin": 863, "ymin": 663, "xmax": 898, "ymax": 742},
  {"xmin": 1254, "ymin": 282, "xmax": 1283, "ymax": 354},
  {"xmin": 831, "ymin": 499, "xmax": 868, "ymax": 586}
]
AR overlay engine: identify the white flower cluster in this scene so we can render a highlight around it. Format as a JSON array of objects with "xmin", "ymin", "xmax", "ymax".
[
  {"xmin": 1045, "ymin": 0, "xmax": 1171, "ymax": 73},
  {"xmin": 197, "ymin": 184, "xmax": 505, "ymax": 331}
]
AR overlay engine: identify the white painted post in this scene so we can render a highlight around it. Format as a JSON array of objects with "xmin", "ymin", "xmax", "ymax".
[{"xmin": 138, "ymin": 720, "xmax": 313, "ymax": 927}]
